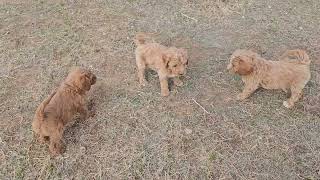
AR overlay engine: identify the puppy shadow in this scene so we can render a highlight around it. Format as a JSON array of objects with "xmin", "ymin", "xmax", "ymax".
[
  {"xmin": 63, "ymin": 82, "xmax": 107, "ymax": 145},
  {"xmin": 144, "ymin": 69, "xmax": 157, "ymax": 83},
  {"xmin": 87, "ymin": 98, "xmax": 96, "ymax": 117},
  {"xmin": 62, "ymin": 110, "xmax": 94, "ymax": 146},
  {"xmin": 88, "ymin": 81, "xmax": 110, "ymax": 105},
  {"xmin": 63, "ymin": 120, "xmax": 83, "ymax": 145},
  {"xmin": 144, "ymin": 69, "xmax": 186, "ymax": 92}
]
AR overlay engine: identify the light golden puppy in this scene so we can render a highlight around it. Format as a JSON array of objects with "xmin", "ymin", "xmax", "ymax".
[
  {"xmin": 227, "ymin": 49, "xmax": 311, "ymax": 108},
  {"xmin": 32, "ymin": 68, "xmax": 96, "ymax": 156},
  {"xmin": 134, "ymin": 33, "xmax": 188, "ymax": 96}
]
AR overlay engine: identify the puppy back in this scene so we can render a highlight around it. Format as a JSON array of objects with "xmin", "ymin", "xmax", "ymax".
[
  {"xmin": 280, "ymin": 49, "xmax": 310, "ymax": 65},
  {"xmin": 34, "ymin": 90, "xmax": 56, "ymax": 121},
  {"xmin": 134, "ymin": 33, "xmax": 155, "ymax": 46}
]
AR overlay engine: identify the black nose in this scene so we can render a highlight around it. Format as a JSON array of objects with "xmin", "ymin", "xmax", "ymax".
[{"xmin": 91, "ymin": 75, "xmax": 97, "ymax": 85}]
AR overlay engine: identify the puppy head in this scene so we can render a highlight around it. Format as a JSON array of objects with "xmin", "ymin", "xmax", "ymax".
[
  {"xmin": 227, "ymin": 49, "xmax": 255, "ymax": 76},
  {"xmin": 66, "ymin": 68, "xmax": 97, "ymax": 92},
  {"xmin": 163, "ymin": 48, "xmax": 188, "ymax": 77}
]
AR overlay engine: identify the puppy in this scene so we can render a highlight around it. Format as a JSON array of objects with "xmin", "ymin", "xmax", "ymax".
[
  {"xmin": 134, "ymin": 33, "xmax": 188, "ymax": 96},
  {"xmin": 227, "ymin": 49, "xmax": 311, "ymax": 108},
  {"xmin": 32, "ymin": 68, "xmax": 96, "ymax": 156}
]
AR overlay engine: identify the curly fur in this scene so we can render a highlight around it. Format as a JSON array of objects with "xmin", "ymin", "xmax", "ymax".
[
  {"xmin": 32, "ymin": 68, "xmax": 96, "ymax": 156},
  {"xmin": 227, "ymin": 49, "xmax": 311, "ymax": 108},
  {"xmin": 134, "ymin": 33, "xmax": 188, "ymax": 96}
]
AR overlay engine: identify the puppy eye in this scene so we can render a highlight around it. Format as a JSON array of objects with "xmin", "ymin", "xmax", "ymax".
[
  {"xmin": 173, "ymin": 65, "xmax": 177, "ymax": 67},
  {"xmin": 84, "ymin": 74, "xmax": 91, "ymax": 80}
]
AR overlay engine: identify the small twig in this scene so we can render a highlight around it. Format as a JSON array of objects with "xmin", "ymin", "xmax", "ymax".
[
  {"xmin": 181, "ymin": 12, "xmax": 198, "ymax": 22},
  {"xmin": 0, "ymin": 74, "xmax": 16, "ymax": 79},
  {"xmin": 192, "ymin": 98, "xmax": 211, "ymax": 114}
]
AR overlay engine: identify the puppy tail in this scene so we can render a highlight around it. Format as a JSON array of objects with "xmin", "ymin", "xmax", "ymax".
[
  {"xmin": 280, "ymin": 49, "xmax": 311, "ymax": 65},
  {"xmin": 32, "ymin": 89, "xmax": 56, "ymax": 134},
  {"xmin": 134, "ymin": 33, "xmax": 147, "ymax": 46},
  {"xmin": 134, "ymin": 33, "xmax": 154, "ymax": 46},
  {"xmin": 35, "ymin": 89, "xmax": 56, "ymax": 119}
]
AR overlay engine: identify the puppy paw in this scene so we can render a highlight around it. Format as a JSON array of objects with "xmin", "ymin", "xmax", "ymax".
[
  {"xmin": 236, "ymin": 94, "xmax": 247, "ymax": 100},
  {"xmin": 38, "ymin": 136, "xmax": 49, "ymax": 144},
  {"xmin": 283, "ymin": 101, "xmax": 293, "ymax": 108},
  {"xmin": 49, "ymin": 141, "xmax": 64, "ymax": 157},
  {"xmin": 282, "ymin": 88, "xmax": 288, "ymax": 93},
  {"xmin": 161, "ymin": 90, "xmax": 170, "ymax": 97},
  {"xmin": 139, "ymin": 81, "xmax": 147, "ymax": 87},
  {"xmin": 50, "ymin": 147, "xmax": 63, "ymax": 157}
]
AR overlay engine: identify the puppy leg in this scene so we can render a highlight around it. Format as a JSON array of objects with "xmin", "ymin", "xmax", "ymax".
[
  {"xmin": 237, "ymin": 83, "xmax": 259, "ymax": 100},
  {"xmin": 32, "ymin": 123, "xmax": 49, "ymax": 144},
  {"xmin": 283, "ymin": 85, "xmax": 303, "ymax": 108},
  {"xmin": 282, "ymin": 88, "xmax": 288, "ymax": 93},
  {"xmin": 173, "ymin": 77, "xmax": 183, "ymax": 87},
  {"xmin": 49, "ymin": 127, "xmax": 64, "ymax": 156},
  {"xmin": 39, "ymin": 134, "xmax": 48, "ymax": 144},
  {"xmin": 136, "ymin": 55, "xmax": 147, "ymax": 86},
  {"xmin": 78, "ymin": 105, "xmax": 89, "ymax": 121},
  {"xmin": 158, "ymin": 73, "xmax": 169, "ymax": 96},
  {"xmin": 33, "ymin": 131, "xmax": 47, "ymax": 144}
]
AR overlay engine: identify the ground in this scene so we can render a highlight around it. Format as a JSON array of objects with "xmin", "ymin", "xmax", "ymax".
[{"xmin": 0, "ymin": 0, "xmax": 320, "ymax": 179}]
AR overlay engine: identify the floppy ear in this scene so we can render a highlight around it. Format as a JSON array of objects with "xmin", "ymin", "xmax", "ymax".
[
  {"xmin": 80, "ymin": 73, "xmax": 92, "ymax": 91},
  {"xmin": 91, "ymin": 74, "xmax": 97, "ymax": 85},
  {"xmin": 235, "ymin": 57, "xmax": 254, "ymax": 75},
  {"xmin": 162, "ymin": 54, "xmax": 170, "ymax": 68},
  {"xmin": 179, "ymin": 49, "xmax": 188, "ymax": 63}
]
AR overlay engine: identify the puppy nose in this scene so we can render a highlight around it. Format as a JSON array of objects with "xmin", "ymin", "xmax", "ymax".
[{"xmin": 91, "ymin": 75, "xmax": 97, "ymax": 85}]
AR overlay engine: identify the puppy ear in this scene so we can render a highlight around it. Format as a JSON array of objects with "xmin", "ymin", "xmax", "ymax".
[
  {"xmin": 235, "ymin": 56, "xmax": 254, "ymax": 75},
  {"xmin": 91, "ymin": 74, "xmax": 97, "ymax": 85},
  {"xmin": 179, "ymin": 48, "xmax": 188, "ymax": 64},
  {"xmin": 162, "ymin": 54, "xmax": 170, "ymax": 68},
  {"xmin": 80, "ymin": 73, "xmax": 93, "ymax": 91}
]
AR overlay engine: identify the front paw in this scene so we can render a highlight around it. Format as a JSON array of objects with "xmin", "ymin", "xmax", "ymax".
[
  {"xmin": 38, "ymin": 135, "xmax": 49, "ymax": 144},
  {"xmin": 283, "ymin": 101, "xmax": 294, "ymax": 108},
  {"xmin": 141, "ymin": 82, "xmax": 147, "ymax": 87},
  {"xmin": 50, "ymin": 149, "xmax": 62, "ymax": 157},
  {"xmin": 236, "ymin": 93, "xmax": 247, "ymax": 100},
  {"xmin": 49, "ymin": 143, "xmax": 64, "ymax": 157},
  {"xmin": 161, "ymin": 90, "xmax": 170, "ymax": 97},
  {"xmin": 139, "ymin": 80, "xmax": 147, "ymax": 87}
]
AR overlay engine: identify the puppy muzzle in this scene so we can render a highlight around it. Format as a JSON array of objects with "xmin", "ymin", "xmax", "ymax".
[
  {"xmin": 91, "ymin": 74, "xmax": 97, "ymax": 85},
  {"xmin": 179, "ymin": 71, "xmax": 187, "ymax": 76}
]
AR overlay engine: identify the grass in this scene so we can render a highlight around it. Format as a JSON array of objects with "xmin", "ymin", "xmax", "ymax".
[{"xmin": 0, "ymin": 0, "xmax": 320, "ymax": 179}]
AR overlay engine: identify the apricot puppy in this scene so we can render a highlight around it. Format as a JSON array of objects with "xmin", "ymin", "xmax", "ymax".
[
  {"xmin": 32, "ymin": 68, "xmax": 96, "ymax": 156},
  {"xmin": 227, "ymin": 49, "xmax": 311, "ymax": 108},
  {"xmin": 134, "ymin": 33, "xmax": 188, "ymax": 96}
]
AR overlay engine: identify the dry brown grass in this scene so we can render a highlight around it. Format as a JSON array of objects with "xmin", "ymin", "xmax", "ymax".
[
  {"xmin": 1, "ymin": 0, "xmax": 320, "ymax": 179},
  {"xmin": 179, "ymin": 0, "xmax": 250, "ymax": 21}
]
